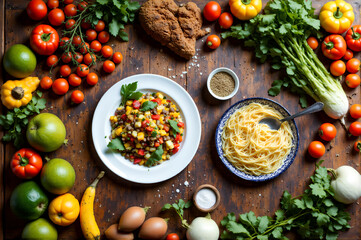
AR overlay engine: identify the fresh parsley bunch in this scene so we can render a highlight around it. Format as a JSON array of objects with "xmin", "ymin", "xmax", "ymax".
[
  {"xmin": 0, "ymin": 91, "xmax": 46, "ymax": 149},
  {"xmin": 220, "ymin": 163, "xmax": 351, "ymax": 240}
]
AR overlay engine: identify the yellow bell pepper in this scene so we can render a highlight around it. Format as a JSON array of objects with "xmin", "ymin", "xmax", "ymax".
[
  {"xmin": 319, "ymin": 0, "xmax": 354, "ymax": 34},
  {"xmin": 48, "ymin": 193, "xmax": 80, "ymax": 227},
  {"xmin": 0, "ymin": 77, "xmax": 40, "ymax": 109},
  {"xmin": 229, "ymin": 0, "xmax": 262, "ymax": 21}
]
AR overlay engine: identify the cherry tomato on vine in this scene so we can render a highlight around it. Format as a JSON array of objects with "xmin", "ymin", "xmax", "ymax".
[
  {"xmin": 308, "ymin": 141, "xmax": 325, "ymax": 158},
  {"xmin": 64, "ymin": 0, "xmax": 73, "ymax": 4},
  {"xmin": 354, "ymin": 140, "xmax": 361, "ymax": 152},
  {"xmin": 349, "ymin": 121, "xmax": 361, "ymax": 136},
  {"xmin": 52, "ymin": 78, "xmax": 69, "ymax": 95},
  {"xmin": 81, "ymin": 19, "xmax": 91, "ymax": 29},
  {"xmin": 59, "ymin": 65, "xmax": 71, "ymax": 77},
  {"xmin": 203, "ymin": 1, "xmax": 221, "ymax": 21},
  {"xmin": 68, "ymin": 73, "xmax": 82, "ymax": 86},
  {"xmin": 61, "ymin": 52, "xmax": 72, "ymax": 63},
  {"xmin": 46, "ymin": 55, "xmax": 58, "ymax": 67},
  {"xmin": 72, "ymin": 35, "xmax": 82, "ymax": 47},
  {"xmin": 98, "ymin": 31, "xmax": 110, "ymax": 43},
  {"xmin": 350, "ymin": 104, "xmax": 361, "ymax": 119},
  {"xmin": 113, "ymin": 52, "xmax": 123, "ymax": 64},
  {"xmin": 166, "ymin": 233, "xmax": 180, "ymax": 240},
  {"xmin": 64, "ymin": 4, "xmax": 77, "ymax": 17},
  {"xmin": 218, "ymin": 12, "xmax": 233, "ymax": 29},
  {"xmin": 48, "ymin": 8, "xmax": 65, "ymax": 26},
  {"xmin": 86, "ymin": 72, "xmax": 98, "ymax": 85},
  {"xmin": 80, "ymin": 42, "xmax": 90, "ymax": 54},
  {"xmin": 346, "ymin": 58, "xmax": 360, "ymax": 73},
  {"xmin": 76, "ymin": 64, "xmax": 89, "ymax": 77},
  {"xmin": 103, "ymin": 60, "xmax": 115, "ymax": 73},
  {"xmin": 343, "ymin": 49, "xmax": 353, "ymax": 61},
  {"xmin": 206, "ymin": 34, "xmax": 221, "ymax": 49},
  {"xmin": 101, "ymin": 45, "xmax": 113, "ymax": 58},
  {"xmin": 318, "ymin": 123, "xmax": 337, "ymax": 141},
  {"xmin": 40, "ymin": 76, "xmax": 53, "ymax": 89},
  {"xmin": 78, "ymin": 1, "xmax": 88, "ymax": 11},
  {"xmin": 86, "ymin": 29, "xmax": 97, "ymax": 41},
  {"xmin": 71, "ymin": 90, "xmax": 84, "ymax": 104},
  {"xmin": 47, "ymin": 0, "xmax": 59, "ymax": 9},
  {"xmin": 345, "ymin": 74, "xmax": 360, "ymax": 88},
  {"xmin": 90, "ymin": 40, "xmax": 102, "ymax": 52},
  {"xmin": 65, "ymin": 19, "xmax": 76, "ymax": 30},
  {"xmin": 84, "ymin": 53, "xmax": 96, "ymax": 65},
  {"xmin": 95, "ymin": 20, "xmax": 105, "ymax": 32},
  {"xmin": 27, "ymin": 0, "xmax": 47, "ymax": 21},
  {"xmin": 330, "ymin": 60, "xmax": 346, "ymax": 77},
  {"xmin": 74, "ymin": 52, "xmax": 83, "ymax": 64},
  {"xmin": 307, "ymin": 36, "xmax": 319, "ymax": 50},
  {"xmin": 60, "ymin": 37, "xmax": 70, "ymax": 47}
]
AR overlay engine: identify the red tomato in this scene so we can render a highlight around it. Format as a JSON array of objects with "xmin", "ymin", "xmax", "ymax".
[
  {"xmin": 330, "ymin": 60, "xmax": 346, "ymax": 77},
  {"xmin": 166, "ymin": 233, "xmax": 180, "ymax": 240},
  {"xmin": 11, "ymin": 148, "xmax": 43, "ymax": 179},
  {"xmin": 40, "ymin": 76, "xmax": 53, "ymax": 89},
  {"xmin": 101, "ymin": 45, "xmax": 113, "ymax": 58},
  {"xmin": 84, "ymin": 53, "xmax": 96, "ymax": 65},
  {"xmin": 218, "ymin": 12, "xmax": 233, "ymax": 29},
  {"xmin": 86, "ymin": 29, "xmax": 97, "ymax": 41},
  {"xmin": 64, "ymin": 4, "xmax": 77, "ymax": 17},
  {"xmin": 103, "ymin": 60, "xmax": 115, "ymax": 73},
  {"xmin": 346, "ymin": 58, "xmax": 360, "ymax": 73},
  {"xmin": 322, "ymin": 34, "xmax": 346, "ymax": 60},
  {"xmin": 64, "ymin": 0, "xmax": 73, "ymax": 4},
  {"xmin": 349, "ymin": 121, "xmax": 361, "ymax": 136},
  {"xmin": 206, "ymin": 35, "xmax": 221, "ymax": 49},
  {"xmin": 76, "ymin": 64, "xmax": 89, "ymax": 77},
  {"xmin": 350, "ymin": 104, "xmax": 361, "ymax": 119},
  {"xmin": 307, "ymin": 36, "xmax": 319, "ymax": 50},
  {"xmin": 48, "ymin": 8, "xmax": 65, "ymax": 26},
  {"xmin": 86, "ymin": 72, "xmax": 98, "ymax": 85},
  {"xmin": 65, "ymin": 19, "xmax": 76, "ymax": 30},
  {"xmin": 71, "ymin": 90, "xmax": 84, "ymax": 104},
  {"xmin": 74, "ymin": 52, "xmax": 83, "ymax": 64},
  {"xmin": 78, "ymin": 1, "xmax": 88, "ymax": 11},
  {"xmin": 79, "ymin": 42, "xmax": 90, "ymax": 54},
  {"xmin": 343, "ymin": 49, "xmax": 353, "ymax": 60},
  {"xmin": 59, "ymin": 65, "xmax": 71, "ymax": 77},
  {"xmin": 90, "ymin": 40, "xmax": 102, "ymax": 52},
  {"xmin": 345, "ymin": 74, "xmax": 360, "ymax": 88},
  {"xmin": 95, "ymin": 20, "xmax": 106, "ymax": 32},
  {"xmin": 308, "ymin": 141, "xmax": 325, "ymax": 158},
  {"xmin": 60, "ymin": 37, "xmax": 70, "ymax": 47},
  {"xmin": 68, "ymin": 73, "xmax": 82, "ymax": 86},
  {"xmin": 318, "ymin": 123, "xmax": 337, "ymax": 141},
  {"xmin": 132, "ymin": 100, "xmax": 141, "ymax": 109},
  {"xmin": 27, "ymin": 0, "xmax": 47, "ymax": 21},
  {"xmin": 52, "ymin": 78, "xmax": 69, "ymax": 95},
  {"xmin": 72, "ymin": 35, "xmax": 82, "ymax": 47},
  {"xmin": 46, "ymin": 55, "xmax": 58, "ymax": 67},
  {"xmin": 354, "ymin": 140, "xmax": 361, "ymax": 152},
  {"xmin": 61, "ymin": 52, "xmax": 72, "ymax": 63},
  {"xmin": 203, "ymin": 1, "xmax": 221, "ymax": 21},
  {"xmin": 98, "ymin": 31, "xmax": 110, "ymax": 43},
  {"xmin": 30, "ymin": 24, "xmax": 59, "ymax": 56},
  {"xmin": 47, "ymin": 0, "xmax": 59, "ymax": 9},
  {"xmin": 113, "ymin": 52, "xmax": 123, "ymax": 64}
]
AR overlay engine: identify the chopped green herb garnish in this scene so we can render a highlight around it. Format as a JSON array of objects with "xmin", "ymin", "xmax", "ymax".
[
  {"xmin": 141, "ymin": 101, "xmax": 157, "ymax": 111},
  {"xmin": 107, "ymin": 138, "xmax": 125, "ymax": 151},
  {"xmin": 145, "ymin": 146, "xmax": 163, "ymax": 167},
  {"xmin": 120, "ymin": 82, "xmax": 142, "ymax": 106},
  {"xmin": 168, "ymin": 120, "xmax": 180, "ymax": 138}
]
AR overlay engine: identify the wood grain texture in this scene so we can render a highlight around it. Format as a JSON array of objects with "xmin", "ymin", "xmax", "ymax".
[{"xmin": 1, "ymin": 0, "xmax": 360, "ymax": 239}]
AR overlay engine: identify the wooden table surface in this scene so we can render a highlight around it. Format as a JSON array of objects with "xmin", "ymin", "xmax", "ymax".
[{"xmin": 1, "ymin": 0, "xmax": 360, "ymax": 239}]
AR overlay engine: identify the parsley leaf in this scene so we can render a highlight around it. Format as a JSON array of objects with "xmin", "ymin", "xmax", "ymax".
[
  {"xmin": 162, "ymin": 199, "xmax": 193, "ymax": 228},
  {"xmin": 144, "ymin": 146, "xmax": 163, "ymax": 167},
  {"xmin": 107, "ymin": 138, "xmax": 125, "ymax": 151},
  {"xmin": 151, "ymin": 131, "xmax": 157, "ymax": 137},
  {"xmin": 168, "ymin": 120, "xmax": 180, "ymax": 138},
  {"xmin": 141, "ymin": 101, "xmax": 157, "ymax": 111},
  {"xmin": 120, "ymin": 82, "xmax": 142, "ymax": 106}
]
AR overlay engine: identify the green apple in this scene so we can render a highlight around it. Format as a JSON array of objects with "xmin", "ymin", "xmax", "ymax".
[
  {"xmin": 26, "ymin": 113, "xmax": 66, "ymax": 152},
  {"xmin": 22, "ymin": 218, "xmax": 58, "ymax": 240}
]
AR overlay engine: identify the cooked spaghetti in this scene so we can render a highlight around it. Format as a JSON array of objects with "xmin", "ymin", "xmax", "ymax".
[{"xmin": 221, "ymin": 102, "xmax": 293, "ymax": 176}]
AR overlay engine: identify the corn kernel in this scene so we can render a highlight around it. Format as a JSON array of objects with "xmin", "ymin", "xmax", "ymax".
[
  {"xmin": 166, "ymin": 140, "xmax": 174, "ymax": 149},
  {"xmin": 180, "ymin": 128, "xmax": 184, "ymax": 134},
  {"xmin": 139, "ymin": 160, "xmax": 145, "ymax": 166},
  {"xmin": 145, "ymin": 111, "xmax": 151, "ymax": 116},
  {"xmin": 137, "ymin": 132, "xmax": 145, "ymax": 141},
  {"xmin": 126, "ymin": 100, "xmax": 133, "ymax": 106},
  {"xmin": 162, "ymin": 154, "xmax": 166, "ymax": 160},
  {"xmin": 135, "ymin": 122, "xmax": 142, "ymax": 128},
  {"xmin": 145, "ymin": 153, "xmax": 151, "ymax": 159},
  {"xmin": 136, "ymin": 143, "xmax": 142, "ymax": 148},
  {"xmin": 161, "ymin": 99, "xmax": 167, "ymax": 104},
  {"xmin": 150, "ymin": 147, "xmax": 156, "ymax": 152},
  {"xmin": 110, "ymin": 116, "xmax": 117, "ymax": 123},
  {"xmin": 159, "ymin": 130, "xmax": 167, "ymax": 136},
  {"xmin": 138, "ymin": 114, "xmax": 145, "ymax": 120},
  {"xmin": 132, "ymin": 131, "xmax": 138, "ymax": 138},
  {"xmin": 115, "ymin": 127, "xmax": 123, "ymax": 136},
  {"xmin": 156, "ymin": 93, "xmax": 164, "ymax": 99},
  {"xmin": 117, "ymin": 106, "xmax": 124, "ymax": 111},
  {"xmin": 145, "ymin": 147, "xmax": 150, "ymax": 151}
]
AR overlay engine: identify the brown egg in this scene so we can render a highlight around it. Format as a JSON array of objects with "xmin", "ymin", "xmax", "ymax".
[
  {"xmin": 105, "ymin": 224, "xmax": 134, "ymax": 240},
  {"xmin": 118, "ymin": 206, "xmax": 147, "ymax": 232},
  {"xmin": 138, "ymin": 217, "xmax": 168, "ymax": 240}
]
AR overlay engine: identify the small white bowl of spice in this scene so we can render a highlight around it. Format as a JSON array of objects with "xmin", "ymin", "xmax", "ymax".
[
  {"xmin": 207, "ymin": 67, "xmax": 239, "ymax": 100},
  {"xmin": 193, "ymin": 184, "xmax": 221, "ymax": 212}
]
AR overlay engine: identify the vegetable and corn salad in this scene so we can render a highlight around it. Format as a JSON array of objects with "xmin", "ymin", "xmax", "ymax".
[{"xmin": 109, "ymin": 91, "xmax": 185, "ymax": 167}]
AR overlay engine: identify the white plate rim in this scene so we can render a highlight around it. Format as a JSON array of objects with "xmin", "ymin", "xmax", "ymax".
[{"xmin": 92, "ymin": 74, "xmax": 201, "ymax": 184}]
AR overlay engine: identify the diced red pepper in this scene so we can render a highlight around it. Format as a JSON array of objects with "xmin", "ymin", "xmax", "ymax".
[
  {"xmin": 154, "ymin": 142, "xmax": 160, "ymax": 147},
  {"xmin": 177, "ymin": 122, "xmax": 184, "ymax": 128},
  {"xmin": 172, "ymin": 147, "xmax": 179, "ymax": 154},
  {"xmin": 121, "ymin": 114, "xmax": 126, "ymax": 120},
  {"xmin": 130, "ymin": 137, "xmax": 134, "ymax": 142},
  {"xmin": 174, "ymin": 143, "xmax": 180, "ymax": 148},
  {"xmin": 151, "ymin": 114, "xmax": 160, "ymax": 120},
  {"xmin": 163, "ymin": 125, "xmax": 170, "ymax": 132},
  {"xmin": 146, "ymin": 127, "xmax": 154, "ymax": 132},
  {"xmin": 175, "ymin": 133, "xmax": 180, "ymax": 142},
  {"xmin": 130, "ymin": 155, "xmax": 135, "ymax": 159},
  {"xmin": 167, "ymin": 100, "xmax": 171, "ymax": 102},
  {"xmin": 138, "ymin": 149, "xmax": 145, "ymax": 156},
  {"xmin": 142, "ymin": 119, "xmax": 150, "ymax": 128},
  {"xmin": 132, "ymin": 100, "xmax": 141, "ymax": 109},
  {"xmin": 151, "ymin": 98, "xmax": 162, "ymax": 105},
  {"xmin": 134, "ymin": 158, "xmax": 142, "ymax": 164},
  {"xmin": 159, "ymin": 137, "xmax": 164, "ymax": 144}
]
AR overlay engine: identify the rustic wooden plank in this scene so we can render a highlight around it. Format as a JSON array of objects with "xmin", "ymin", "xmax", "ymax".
[{"xmin": 0, "ymin": 0, "xmax": 4, "ymax": 239}]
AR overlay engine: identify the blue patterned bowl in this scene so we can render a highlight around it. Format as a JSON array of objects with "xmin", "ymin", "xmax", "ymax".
[{"xmin": 215, "ymin": 97, "xmax": 299, "ymax": 182}]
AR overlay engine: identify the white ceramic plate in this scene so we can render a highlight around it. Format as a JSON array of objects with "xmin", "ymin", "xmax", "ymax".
[{"xmin": 92, "ymin": 74, "xmax": 201, "ymax": 184}]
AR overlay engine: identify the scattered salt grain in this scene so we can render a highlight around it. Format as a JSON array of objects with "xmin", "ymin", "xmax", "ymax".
[
  {"xmin": 176, "ymin": 189, "xmax": 180, "ymax": 193},
  {"xmin": 184, "ymin": 181, "xmax": 189, "ymax": 187}
]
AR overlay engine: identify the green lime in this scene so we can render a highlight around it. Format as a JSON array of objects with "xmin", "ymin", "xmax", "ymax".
[
  {"xmin": 3, "ymin": 44, "xmax": 37, "ymax": 78},
  {"xmin": 41, "ymin": 158, "xmax": 76, "ymax": 195},
  {"xmin": 22, "ymin": 218, "xmax": 58, "ymax": 240},
  {"xmin": 10, "ymin": 181, "xmax": 48, "ymax": 220}
]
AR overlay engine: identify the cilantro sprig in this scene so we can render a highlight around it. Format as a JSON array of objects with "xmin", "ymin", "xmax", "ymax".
[
  {"xmin": 145, "ymin": 146, "xmax": 163, "ymax": 167},
  {"xmin": 220, "ymin": 163, "xmax": 351, "ymax": 240},
  {"xmin": 120, "ymin": 82, "xmax": 143, "ymax": 106},
  {"xmin": 0, "ymin": 91, "xmax": 46, "ymax": 149},
  {"xmin": 168, "ymin": 120, "xmax": 180, "ymax": 138},
  {"xmin": 107, "ymin": 137, "xmax": 125, "ymax": 151},
  {"xmin": 162, "ymin": 199, "xmax": 192, "ymax": 228},
  {"xmin": 141, "ymin": 101, "xmax": 157, "ymax": 111}
]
